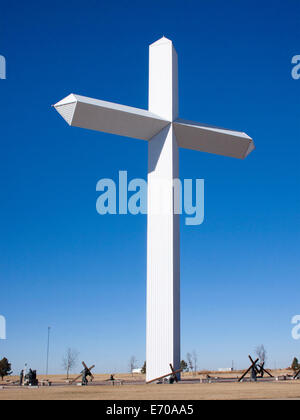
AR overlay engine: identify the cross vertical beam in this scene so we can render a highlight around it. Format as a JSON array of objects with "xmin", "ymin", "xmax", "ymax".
[
  {"xmin": 146, "ymin": 38, "xmax": 180, "ymax": 382},
  {"xmin": 148, "ymin": 37, "xmax": 178, "ymax": 121}
]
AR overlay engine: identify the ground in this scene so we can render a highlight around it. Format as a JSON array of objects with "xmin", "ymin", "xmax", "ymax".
[{"xmin": 0, "ymin": 370, "xmax": 299, "ymax": 400}]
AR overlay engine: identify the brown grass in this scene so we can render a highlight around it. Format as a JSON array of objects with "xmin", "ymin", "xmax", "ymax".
[
  {"xmin": 0, "ymin": 369, "xmax": 299, "ymax": 400},
  {"xmin": 1, "ymin": 381, "xmax": 300, "ymax": 400}
]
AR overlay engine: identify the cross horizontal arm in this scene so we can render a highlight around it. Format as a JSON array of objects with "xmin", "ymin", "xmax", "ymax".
[
  {"xmin": 54, "ymin": 94, "xmax": 170, "ymax": 140},
  {"xmin": 173, "ymin": 118, "xmax": 254, "ymax": 159}
]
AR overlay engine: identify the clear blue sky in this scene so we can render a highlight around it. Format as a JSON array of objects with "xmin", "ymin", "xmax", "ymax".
[{"xmin": 0, "ymin": 0, "xmax": 299, "ymax": 374}]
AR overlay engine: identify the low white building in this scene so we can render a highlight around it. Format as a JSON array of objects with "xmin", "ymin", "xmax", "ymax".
[
  {"xmin": 218, "ymin": 368, "xmax": 233, "ymax": 372},
  {"xmin": 132, "ymin": 368, "xmax": 142, "ymax": 374}
]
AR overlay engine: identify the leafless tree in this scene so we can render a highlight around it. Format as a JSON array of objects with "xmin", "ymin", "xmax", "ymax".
[
  {"xmin": 129, "ymin": 355, "xmax": 137, "ymax": 376},
  {"xmin": 62, "ymin": 348, "xmax": 79, "ymax": 379},
  {"xmin": 192, "ymin": 351, "xmax": 198, "ymax": 375},
  {"xmin": 255, "ymin": 345, "xmax": 267, "ymax": 364},
  {"xmin": 186, "ymin": 352, "xmax": 193, "ymax": 373}
]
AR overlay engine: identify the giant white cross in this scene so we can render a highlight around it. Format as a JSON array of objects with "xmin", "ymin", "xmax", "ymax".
[{"xmin": 53, "ymin": 37, "xmax": 254, "ymax": 382}]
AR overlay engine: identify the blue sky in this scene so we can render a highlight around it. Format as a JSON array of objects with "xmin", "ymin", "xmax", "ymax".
[{"xmin": 0, "ymin": 0, "xmax": 299, "ymax": 374}]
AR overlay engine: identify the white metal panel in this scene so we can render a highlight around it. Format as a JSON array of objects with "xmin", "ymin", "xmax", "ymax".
[
  {"xmin": 173, "ymin": 119, "xmax": 254, "ymax": 159},
  {"xmin": 146, "ymin": 125, "xmax": 180, "ymax": 382},
  {"xmin": 54, "ymin": 94, "xmax": 169, "ymax": 140},
  {"xmin": 54, "ymin": 93, "xmax": 77, "ymax": 108},
  {"xmin": 148, "ymin": 37, "xmax": 178, "ymax": 121},
  {"xmin": 55, "ymin": 102, "xmax": 77, "ymax": 126}
]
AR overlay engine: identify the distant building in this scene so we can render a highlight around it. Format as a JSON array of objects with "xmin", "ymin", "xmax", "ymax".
[
  {"xmin": 218, "ymin": 368, "xmax": 233, "ymax": 372},
  {"xmin": 132, "ymin": 368, "xmax": 142, "ymax": 374}
]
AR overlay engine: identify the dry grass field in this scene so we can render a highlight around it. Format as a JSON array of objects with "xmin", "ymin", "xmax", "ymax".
[
  {"xmin": 1, "ymin": 381, "xmax": 300, "ymax": 400},
  {"xmin": 0, "ymin": 370, "xmax": 299, "ymax": 400}
]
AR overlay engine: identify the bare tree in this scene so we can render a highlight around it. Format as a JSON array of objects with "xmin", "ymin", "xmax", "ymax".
[
  {"xmin": 186, "ymin": 353, "xmax": 193, "ymax": 373},
  {"xmin": 129, "ymin": 355, "xmax": 137, "ymax": 376},
  {"xmin": 255, "ymin": 345, "xmax": 267, "ymax": 364},
  {"xmin": 192, "ymin": 351, "xmax": 198, "ymax": 375},
  {"xmin": 62, "ymin": 348, "xmax": 79, "ymax": 379}
]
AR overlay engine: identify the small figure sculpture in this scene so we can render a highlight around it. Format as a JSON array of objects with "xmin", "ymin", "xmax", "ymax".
[
  {"xmin": 250, "ymin": 365, "xmax": 257, "ymax": 382},
  {"xmin": 19, "ymin": 370, "xmax": 24, "ymax": 386},
  {"xmin": 81, "ymin": 366, "xmax": 92, "ymax": 386}
]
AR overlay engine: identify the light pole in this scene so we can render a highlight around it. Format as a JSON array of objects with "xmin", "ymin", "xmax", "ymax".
[{"xmin": 46, "ymin": 326, "xmax": 51, "ymax": 376}]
